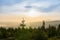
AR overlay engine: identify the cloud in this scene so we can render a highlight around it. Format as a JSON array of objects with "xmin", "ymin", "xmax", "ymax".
[
  {"xmin": 0, "ymin": 0, "xmax": 60, "ymax": 22},
  {"xmin": 0, "ymin": 0, "xmax": 60, "ymax": 14}
]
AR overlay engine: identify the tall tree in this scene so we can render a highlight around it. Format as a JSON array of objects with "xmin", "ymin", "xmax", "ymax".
[
  {"xmin": 57, "ymin": 24, "xmax": 60, "ymax": 36},
  {"xmin": 20, "ymin": 18, "xmax": 26, "ymax": 29},
  {"xmin": 41, "ymin": 21, "xmax": 45, "ymax": 31}
]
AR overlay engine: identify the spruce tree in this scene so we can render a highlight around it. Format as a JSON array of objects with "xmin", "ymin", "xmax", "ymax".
[{"xmin": 20, "ymin": 18, "xmax": 26, "ymax": 29}]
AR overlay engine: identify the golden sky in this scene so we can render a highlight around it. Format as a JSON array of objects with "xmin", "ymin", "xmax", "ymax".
[
  {"xmin": 0, "ymin": 0, "xmax": 60, "ymax": 23},
  {"xmin": 0, "ymin": 12, "xmax": 60, "ymax": 23}
]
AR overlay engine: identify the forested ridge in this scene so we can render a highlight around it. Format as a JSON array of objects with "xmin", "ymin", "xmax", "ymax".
[{"xmin": 0, "ymin": 21, "xmax": 60, "ymax": 40}]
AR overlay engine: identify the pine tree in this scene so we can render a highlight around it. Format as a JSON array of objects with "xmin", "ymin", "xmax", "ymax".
[
  {"xmin": 41, "ymin": 21, "xmax": 45, "ymax": 31},
  {"xmin": 57, "ymin": 24, "xmax": 60, "ymax": 36},
  {"xmin": 20, "ymin": 18, "xmax": 26, "ymax": 29}
]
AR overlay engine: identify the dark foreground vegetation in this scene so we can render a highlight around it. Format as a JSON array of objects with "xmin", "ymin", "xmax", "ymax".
[{"xmin": 0, "ymin": 21, "xmax": 60, "ymax": 40}]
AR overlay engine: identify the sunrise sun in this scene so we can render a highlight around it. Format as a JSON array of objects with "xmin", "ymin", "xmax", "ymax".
[{"xmin": 27, "ymin": 9, "xmax": 39, "ymax": 17}]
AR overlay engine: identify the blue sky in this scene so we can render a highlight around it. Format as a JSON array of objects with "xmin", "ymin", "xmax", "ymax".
[
  {"xmin": 0, "ymin": 0, "xmax": 60, "ymax": 13},
  {"xmin": 0, "ymin": 0, "xmax": 60, "ymax": 22}
]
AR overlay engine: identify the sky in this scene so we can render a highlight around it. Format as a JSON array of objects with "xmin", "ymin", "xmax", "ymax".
[{"xmin": 0, "ymin": 0, "xmax": 60, "ymax": 23}]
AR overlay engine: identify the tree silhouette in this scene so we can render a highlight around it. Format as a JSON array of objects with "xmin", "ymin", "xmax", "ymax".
[
  {"xmin": 41, "ymin": 21, "xmax": 45, "ymax": 31},
  {"xmin": 48, "ymin": 26, "xmax": 56, "ymax": 37},
  {"xmin": 0, "ymin": 20, "xmax": 60, "ymax": 40},
  {"xmin": 57, "ymin": 24, "xmax": 60, "ymax": 36},
  {"xmin": 20, "ymin": 18, "xmax": 26, "ymax": 29}
]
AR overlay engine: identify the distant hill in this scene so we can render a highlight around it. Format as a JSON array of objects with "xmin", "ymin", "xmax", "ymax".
[
  {"xmin": 0, "ymin": 20, "xmax": 60, "ymax": 28},
  {"xmin": 26, "ymin": 20, "xmax": 60, "ymax": 28}
]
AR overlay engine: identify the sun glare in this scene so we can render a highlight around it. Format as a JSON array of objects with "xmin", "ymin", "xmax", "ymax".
[{"xmin": 27, "ymin": 9, "xmax": 39, "ymax": 17}]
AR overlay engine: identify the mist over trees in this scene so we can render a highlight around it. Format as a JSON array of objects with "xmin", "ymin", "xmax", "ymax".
[{"xmin": 0, "ymin": 20, "xmax": 60, "ymax": 40}]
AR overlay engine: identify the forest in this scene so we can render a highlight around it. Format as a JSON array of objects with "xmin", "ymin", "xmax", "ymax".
[{"xmin": 0, "ymin": 21, "xmax": 60, "ymax": 40}]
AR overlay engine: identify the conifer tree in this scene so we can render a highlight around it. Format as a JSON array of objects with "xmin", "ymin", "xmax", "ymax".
[
  {"xmin": 20, "ymin": 18, "xmax": 26, "ymax": 29},
  {"xmin": 41, "ymin": 21, "xmax": 45, "ymax": 31}
]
